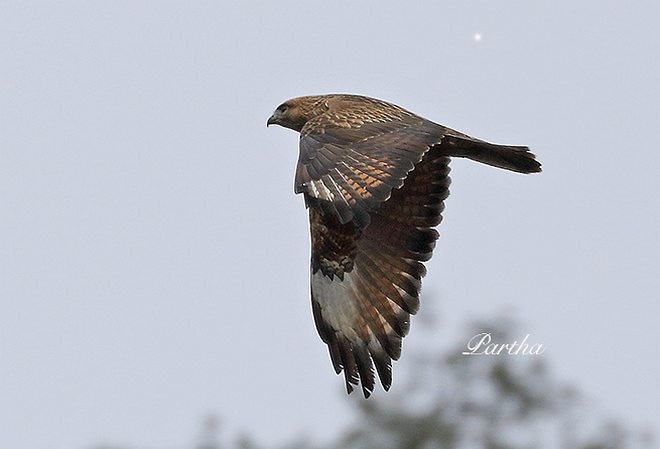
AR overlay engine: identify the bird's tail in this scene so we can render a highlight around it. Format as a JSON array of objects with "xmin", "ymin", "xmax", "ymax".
[{"xmin": 441, "ymin": 134, "xmax": 542, "ymax": 174}]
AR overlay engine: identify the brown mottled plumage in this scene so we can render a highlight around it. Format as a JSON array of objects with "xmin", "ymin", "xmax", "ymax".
[{"xmin": 267, "ymin": 94, "xmax": 541, "ymax": 397}]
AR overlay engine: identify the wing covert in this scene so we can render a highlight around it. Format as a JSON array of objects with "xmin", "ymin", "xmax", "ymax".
[{"xmin": 296, "ymin": 108, "xmax": 443, "ymax": 227}]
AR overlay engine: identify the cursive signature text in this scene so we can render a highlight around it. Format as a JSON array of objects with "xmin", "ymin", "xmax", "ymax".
[{"xmin": 462, "ymin": 332, "xmax": 545, "ymax": 356}]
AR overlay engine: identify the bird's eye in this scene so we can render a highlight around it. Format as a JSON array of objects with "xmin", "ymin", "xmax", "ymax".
[{"xmin": 277, "ymin": 104, "xmax": 288, "ymax": 112}]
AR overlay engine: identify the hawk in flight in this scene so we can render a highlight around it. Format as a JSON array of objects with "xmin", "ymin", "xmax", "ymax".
[{"xmin": 267, "ymin": 94, "xmax": 541, "ymax": 397}]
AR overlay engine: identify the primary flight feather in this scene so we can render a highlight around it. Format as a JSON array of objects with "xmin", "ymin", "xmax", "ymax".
[{"xmin": 267, "ymin": 94, "xmax": 541, "ymax": 397}]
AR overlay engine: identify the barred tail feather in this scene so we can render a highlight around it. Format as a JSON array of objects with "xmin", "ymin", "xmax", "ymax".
[{"xmin": 441, "ymin": 134, "xmax": 542, "ymax": 174}]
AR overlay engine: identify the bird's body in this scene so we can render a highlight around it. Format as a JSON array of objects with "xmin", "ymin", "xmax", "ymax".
[{"xmin": 267, "ymin": 94, "xmax": 540, "ymax": 397}]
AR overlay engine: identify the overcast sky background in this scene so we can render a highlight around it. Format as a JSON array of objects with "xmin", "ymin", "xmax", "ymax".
[{"xmin": 2, "ymin": 1, "xmax": 659, "ymax": 448}]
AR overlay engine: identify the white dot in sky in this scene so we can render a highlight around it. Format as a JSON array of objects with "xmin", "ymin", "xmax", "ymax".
[{"xmin": 473, "ymin": 33, "xmax": 482, "ymax": 42}]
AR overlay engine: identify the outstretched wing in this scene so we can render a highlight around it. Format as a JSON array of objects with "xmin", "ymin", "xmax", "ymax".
[
  {"xmin": 296, "ymin": 98, "xmax": 443, "ymax": 227},
  {"xmin": 309, "ymin": 147, "xmax": 451, "ymax": 397}
]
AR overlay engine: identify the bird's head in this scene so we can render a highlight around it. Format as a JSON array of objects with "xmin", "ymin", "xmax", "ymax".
[{"xmin": 267, "ymin": 95, "xmax": 330, "ymax": 132}]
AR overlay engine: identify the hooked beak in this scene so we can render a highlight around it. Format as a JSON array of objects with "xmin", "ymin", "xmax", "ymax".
[{"xmin": 267, "ymin": 114, "xmax": 277, "ymax": 127}]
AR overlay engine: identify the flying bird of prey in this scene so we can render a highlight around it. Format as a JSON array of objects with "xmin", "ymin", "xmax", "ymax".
[{"xmin": 267, "ymin": 94, "xmax": 541, "ymax": 397}]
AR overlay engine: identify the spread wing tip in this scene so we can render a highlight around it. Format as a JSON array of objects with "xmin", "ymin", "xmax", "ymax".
[{"xmin": 326, "ymin": 332, "xmax": 394, "ymax": 398}]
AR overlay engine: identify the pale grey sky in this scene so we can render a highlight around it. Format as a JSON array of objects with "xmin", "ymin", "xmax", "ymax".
[{"xmin": 1, "ymin": 1, "xmax": 659, "ymax": 449}]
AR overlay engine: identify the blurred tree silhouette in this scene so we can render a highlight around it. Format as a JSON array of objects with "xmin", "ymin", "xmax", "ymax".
[
  {"xmin": 233, "ymin": 317, "xmax": 653, "ymax": 449},
  {"xmin": 196, "ymin": 414, "xmax": 222, "ymax": 449},
  {"xmin": 320, "ymin": 318, "xmax": 643, "ymax": 449},
  {"xmin": 92, "ymin": 316, "xmax": 654, "ymax": 449}
]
